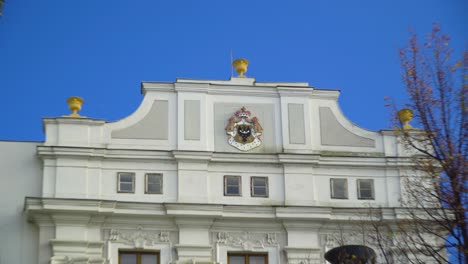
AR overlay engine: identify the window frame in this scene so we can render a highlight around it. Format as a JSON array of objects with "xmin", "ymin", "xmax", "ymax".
[
  {"xmin": 224, "ymin": 175, "xmax": 242, "ymax": 196},
  {"xmin": 145, "ymin": 173, "xmax": 163, "ymax": 194},
  {"xmin": 250, "ymin": 176, "xmax": 269, "ymax": 198},
  {"xmin": 118, "ymin": 250, "xmax": 160, "ymax": 264},
  {"xmin": 330, "ymin": 178, "xmax": 348, "ymax": 199},
  {"xmin": 227, "ymin": 252, "xmax": 269, "ymax": 264},
  {"xmin": 117, "ymin": 172, "xmax": 135, "ymax": 193},
  {"xmin": 357, "ymin": 179, "xmax": 375, "ymax": 200}
]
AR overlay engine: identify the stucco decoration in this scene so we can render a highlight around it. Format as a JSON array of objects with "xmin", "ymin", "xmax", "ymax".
[
  {"xmin": 108, "ymin": 226, "xmax": 171, "ymax": 249},
  {"xmin": 216, "ymin": 232, "xmax": 278, "ymax": 250},
  {"xmin": 225, "ymin": 107, "xmax": 263, "ymax": 151}
]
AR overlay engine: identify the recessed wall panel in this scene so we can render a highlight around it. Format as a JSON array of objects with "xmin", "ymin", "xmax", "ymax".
[
  {"xmin": 184, "ymin": 100, "xmax": 201, "ymax": 140},
  {"xmin": 288, "ymin": 103, "xmax": 306, "ymax": 144}
]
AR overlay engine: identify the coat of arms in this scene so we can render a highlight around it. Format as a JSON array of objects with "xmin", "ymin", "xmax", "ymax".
[{"xmin": 225, "ymin": 107, "xmax": 263, "ymax": 151}]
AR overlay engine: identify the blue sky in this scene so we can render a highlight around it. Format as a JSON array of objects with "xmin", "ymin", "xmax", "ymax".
[{"xmin": 0, "ymin": 0, "xmax": 466, "ymax": 141}]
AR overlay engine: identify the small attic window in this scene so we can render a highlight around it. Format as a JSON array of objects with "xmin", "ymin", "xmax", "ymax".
[
  {"xmin": 357, "ymin": 179, "xmax": 375, "ymax": 200},
  {"xmin": 118, "ymin": 172, "xmax": 135, "ymax": 193},
  {"xmin": 330, "ymin": 178, "xmax": 348, "ymax": 199}
]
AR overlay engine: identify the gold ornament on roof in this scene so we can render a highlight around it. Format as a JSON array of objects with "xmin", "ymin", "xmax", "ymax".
[
  {"xmin": 398, "ymin": 108, "xmax": 413, "ymax": 130},
  {"xmin": 232, "ymin": 58, "xmax": 249, "ymax": 78},
  {"xmin": 65, "ymin": 96, "xmax": 85, "ymax": 118}
]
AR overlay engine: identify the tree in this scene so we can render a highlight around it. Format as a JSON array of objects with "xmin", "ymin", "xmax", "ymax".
[{"xmin": 387, "ymin": 23, "xmax": 467, "ymax": 263}]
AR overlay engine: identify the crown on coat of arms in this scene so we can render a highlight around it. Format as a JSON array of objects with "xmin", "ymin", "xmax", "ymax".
[{"xmin": 235, "ymin": 107, "xmax": 251, "ymax": 118}]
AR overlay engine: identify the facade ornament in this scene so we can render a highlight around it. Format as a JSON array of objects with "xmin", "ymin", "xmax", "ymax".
[
  {"xmin": 108, "ymin": 227, "xmax": 171, "ymax": 249},
  {"xmin": 266, "ymin": 233, "xmax": 277, "ymax": 244},
  {"xmin": 159, "ymin": 231, "xmax": 170, "ymax": 242},
  {"xmin": 65, "ymin": 96, "xmax": 85, "ymax": 118},
  {"xmin": 225, "ymin": 107, "xmax": 263, "ymax": 151},
  {"xmin": 232, "ymin": 58, "xmax": 249, "ymax": 77},
  {"xmin": 215, "ymin": 232, "xmax": 278, "ymax": 251},
  {"xmin": 398, "ymin": 108, "xmax": 414, "ymax": 130}
]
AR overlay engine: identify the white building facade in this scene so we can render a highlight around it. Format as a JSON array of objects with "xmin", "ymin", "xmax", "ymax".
[{"xmin": 2, "ymin": 75, "xmax": 419, "ymax": 264}]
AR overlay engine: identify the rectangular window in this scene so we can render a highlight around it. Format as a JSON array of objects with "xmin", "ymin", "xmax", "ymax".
[
  {"xmin": 251, "ymin": 177, "xmax": 268, "ymax": 197},
  {"xmin": 118, "ymin": 172, "xmax": 135, "ymax": 193},
  {"xmin": 228, "ymin": 253, "xmax": 268, "ymax": 264},
  {"xmin": 357, "ymin": 179, "xmax": 375, "ymax": 200},
  {"xmin": 330, "ymin": 178, "xmax": 348, "ymax": 199},
  {"xmin": 224, "ymin": 175, "xmax": 242, "ymax": 196},
  {"xmin": 145, "ymin": 174, "xmax": 163, "ymax": 194},
  {"xmin": 119, "ymin": 251, "xmax": 159, "ymax": 264}
]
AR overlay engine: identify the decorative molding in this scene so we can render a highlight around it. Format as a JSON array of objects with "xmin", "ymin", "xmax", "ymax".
[
  {"xmin": 107, "ymin": 226, "xmax": 172, "ymax": 249},
  {"xmin": 215, "ymin": 232, "xmax": 278, "ymax": 251}
]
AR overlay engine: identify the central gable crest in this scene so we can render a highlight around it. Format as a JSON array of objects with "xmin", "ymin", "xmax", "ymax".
[{"xmin": 225, "ymin": 107, "xmax": 263, "ymax": 151}]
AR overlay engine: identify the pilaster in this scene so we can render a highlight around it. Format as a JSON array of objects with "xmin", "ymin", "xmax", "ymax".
[{"xmin": 174, "ymin": 217, "xmax": 215, "ymax": 262}]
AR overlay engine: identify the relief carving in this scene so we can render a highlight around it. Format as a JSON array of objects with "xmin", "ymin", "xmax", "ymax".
[
  {"xmin": 215, "ymin": 232, "xmax": 278, "ymax": 251},
  {"xmin": 108, "ymin": 226, "xmax": 171, "ymax": 249}
]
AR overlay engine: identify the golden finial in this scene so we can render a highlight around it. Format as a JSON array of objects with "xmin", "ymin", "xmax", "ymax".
[
  {"xmin": 65, "ymin": 96, "xmax": 85, "ymax": 118},
  {"xmin": 232, "ymin": 58, "xmax": 249, "ymax": 78},
  {"xmin": 398, "ymin": 108, "xmax": 413, "ymax": 129}
]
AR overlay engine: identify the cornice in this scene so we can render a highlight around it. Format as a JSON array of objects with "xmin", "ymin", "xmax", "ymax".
[
  {"xmin": 42, "ymin": 117, "xmax": 106, "ymax": 126},
  {"xmin": 141, "ymin": 80, "xmax": 341, "ymax": 99},
  {"xmin": 172, "ymin": 151, "xmax": 213, "ymax": 162},
  {"xmin": 276, "ymin": 207, "xmax": 333, "ymax": 220},
  {"xmin": 278, "ymin": 153, "xmax": 320, "ymax": 164},
  {"xmin": 25, "ymin": 197, "xmax": 409, "ymax": 223},
  {"xmin": 36, "ymin": 146, "xmax": 416, "ymax": 168},
  {"xmin": 141, "ymin": 82, "xmax": 175, "ymax": 94},
  {"xmin": 37, "ymin": 146, "xmax": 174, "ymax": 161},
  {"xmin": 167, "ymin": 204, "xmax": 223, "ymax": 217},
  {"xmin": 211, "ymin": 153, "xmax": 279, "ymax": 164},
  {"xmin": 311, "ymin": 89, "xmax": 340, "ymax": 100},
  {"xmin": 277, "ymin": 86, "xmax": 314, "ymax": 97}
]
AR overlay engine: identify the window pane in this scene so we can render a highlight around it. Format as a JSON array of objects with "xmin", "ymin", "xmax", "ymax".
[
  {"xmin": 358, "ymin": 180, "xmax": 374, "ymax": 199},
  {"xmin": 228, "ymin": 256, "xmax": 245, "ymax": 264},
  {"xmin": 359, "ymin": 180, "xmax": 372, "ymax": 190},
  {"xmin": 120, "ymin": 253, "xmax": 137, "ymax": 264},
  {"xmin": 226, "ymin": 177, "xmax": 239, "ymax": 185},
  {"xmin": 120, "ymin": 182, "xmax": 133, "ymax": 192},
  {"xmin": 360, "ymin": 189, "xmax": 373, "ymax": 198},
  {"xmin": 120, "ymin": 174, "xmax": 134, "ymax": 183},
  {"xmin": 331, "ymin": 179, "xmax": 347, "ymax": 198},
  {"xmin": 253, "ymin": 178, "xmax": 266, "ymax": 186},
  {"xmin": 141, "ymin": 254, "xmax": 158, "ymax": 264},
  {"xmin": 147, "ymin": 183, "xmax": 161, "ymax": 194},
  {"xmin": 147, "ymin": 174, "xmax": 162, "ymax": 184},
  {"xmin": 334, "ymin": 184, "xmax": 345, "ymax": 197},
  {"xmin": 249, "ymin": 256, "xmax": 266, "ymax": 264},
  {"xmin": 254, "ymin": 186, "xmax": 266, "ymax": 196},
  {"xmin": 226, "ymin": 186, "xmax": 239, "ymax": 195}
]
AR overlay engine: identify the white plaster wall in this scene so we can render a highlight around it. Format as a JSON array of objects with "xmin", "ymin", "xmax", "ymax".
[
  {"xmin": 0, "ymin": 141, "xmax": 42, "ymax": 264},
  {"xmin": 42, "ymin": 152, "xmax": 404, "ymax": 207}
]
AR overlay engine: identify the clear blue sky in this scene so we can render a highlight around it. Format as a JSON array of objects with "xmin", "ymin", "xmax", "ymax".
[{"xmin": 0, "ymin": 0, "xmax": 466, "ymax": 141}]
